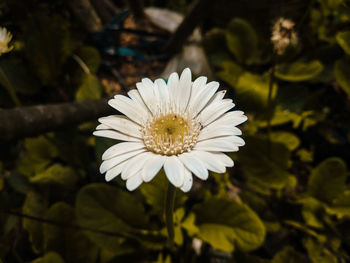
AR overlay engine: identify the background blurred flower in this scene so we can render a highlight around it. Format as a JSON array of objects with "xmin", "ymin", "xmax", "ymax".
[
  {"xmin": 271, "ymin": 17, "xmax": 298, "ymax": 55},
  {"xmin": 94, "ymin": 68, "xmax": 247, "ymax": 191},
  {"xmin": 0, "ymin": 27, "xmax": 13, "ymax": 55}
]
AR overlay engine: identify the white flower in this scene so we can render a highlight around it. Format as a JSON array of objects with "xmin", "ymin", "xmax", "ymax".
[
  {"xmin": 94, "ymin": 68, "xmax": 247, "ymax": 191},
  {"xmin": 271, "ymin": 18, "xmax": 298, "ymax": 55},
  {"xmin": 0, "ymin": 27, "xmax": 13, "ymax": 55},
  {"xmin": 192, "ymin": 238, "xmax": 203, "ymax": 255}
]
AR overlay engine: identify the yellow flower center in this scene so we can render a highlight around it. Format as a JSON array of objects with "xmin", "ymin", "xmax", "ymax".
[{"xmin": 142, "ymin": 113, "xmax": 200, "ymax": 156}]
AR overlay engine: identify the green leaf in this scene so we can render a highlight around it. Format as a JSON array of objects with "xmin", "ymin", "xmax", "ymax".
[
  {"xmin": 325, "ymin": 190, "xmax": 350, "ymax": 219},
  {"xmin": 272, "ymin": 246, "xmax": 308, "ymax": 263},
  {"xmin": 8, "ymin": 171, "xmax": 33, "ymax": 194},
  {"xmin": 194, "ymin": 197, "xmax": 265, "ymax": 252},
  {"xmin": 43, "ymin": 202, "xmax": 98, "ymax": 263},
  {"xmin": 271, "ymin": 132, "xmax": 300, "ymax": 151},
  {"xmin": 22, "ymin": 191, "xmax": 49, "ymax": 253},
  {"xmin": 140, "ymin": 170, "xmax": 187, "ymax": 216},
  {"xmin": 297, "ymin": 148, "xmax": 314, "ymax": 162},
  {"xmin": 308, "ymin": 157, "xmax": 348, "ymax": 204},
  {"xmin": 299, "ymin": 197, "xmax": 325, "ymax": 229},
  {"xmin": 240, "ymin": 191, "xmax": 280, "ymax": 233},
  {"xmin": 154, "ymin": 254, "xmax": 171, "ymax": 263},
  {"xmin": 32, "ymin": 252, "xmax": 65, "ymax": 263},
  {"xmin": 334, "ymin": 57, "xmax": 350, "ymax": 96},
  {"xmin": 304, "ymin": 238, "xmax": 338, "ymax": 263},
  {"xmin": 226, "ymin": 18, "xmax": 258, "ymax": 64},
  {"xmin": 235, "ymin": 72, "xmax": 278, "ymax": 112},
  {"xmin": 202, "ymin": 28, "xmax": 230, "ymax": 66},
  {"xmin": 75, "ymin": 74, "xmax": 103, "ymax": 101},
  {"xmin": 237, "ymin": 136, "xmax": 293, "ymax": 192},
  {"xmin": 336, "ymin": 31, "xmax": 350, "ymax": 55},
  {"xmin": 161, "ymin": 208, "xmax": 199, "ymax": 246},
  {"xmin": 284, "ymin": 220, "xmax": 327, "ymax": 243},
  {"xmin": 181, "ymin": 212, "xmax": 199, "ymax": 237},
  {"xmin": 75, "ymin": 183, "xmax": 149, "ymax": 251},
  {"xmin": 260, "ymin": 108, "xmax": 319, "ymax": 130},
  {"xmin": 275, "ymin": 60, "xmax": 324, "ymax": 82},
  {"xmin": 217, "ymin": 61, "xmax": 244, "ymax": 87},
  {"xmin": 17, "ymin": 136, "xmax": 58, "ymax": 177},
  {"xmin": 30, "ymin": 164, "xmax": 78, "ymax": 187}
]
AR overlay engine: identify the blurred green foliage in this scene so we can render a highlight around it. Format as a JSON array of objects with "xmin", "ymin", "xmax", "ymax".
[{"xmin": 1, "ymin": 0, "xmax": 350, "ymax": 262}]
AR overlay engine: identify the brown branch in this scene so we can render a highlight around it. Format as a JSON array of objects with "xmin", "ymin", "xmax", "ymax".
[
  {"xmin": 68, "ymin": 0, "xmax": 103, "ymax": 32},
  {"xmin": 127, "ymin": 0, "xmax": 145, "ymax": 19},
  {"xmin": 163, "ymin": 0, "xmax": 211, "ymax": 54},
  {"xmin": 0, "ymin": 98, "xmax": 115, "ymax": 141},
  {"xmin": 90, "ymin": 0, "xmax": 120, "ymax": 24}
]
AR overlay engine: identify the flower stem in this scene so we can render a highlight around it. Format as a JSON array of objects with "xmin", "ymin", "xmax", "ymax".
[
  {"xmin": 267, "ymin": 65, "xmax": 275, "ymax": 141},
  {"xmin": 165, "ymin": 182, "xmax": 176, "ymax": 246},
  {"xmin": 0, "ymin": 67, "xmax": 21, "ymax": 106}
]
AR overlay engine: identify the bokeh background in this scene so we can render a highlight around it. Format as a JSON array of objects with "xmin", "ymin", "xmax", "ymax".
[{"xmin": 1, "ymin": 0, "xmax": 350, "ymax": 262}]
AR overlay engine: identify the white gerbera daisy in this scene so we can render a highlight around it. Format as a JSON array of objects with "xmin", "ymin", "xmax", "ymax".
[
  {"xmin": 0, "ymin": 27, "xmax": 13, "ymax": 55},
  {"xmin": 94, "ymin": 68, "xmax": 247, "ymax": 192}
]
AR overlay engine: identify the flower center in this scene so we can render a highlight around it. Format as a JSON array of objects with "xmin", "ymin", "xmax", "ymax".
[{"xmin": 142, "ymin": 113, "xmax": 200, "ymax": 156}]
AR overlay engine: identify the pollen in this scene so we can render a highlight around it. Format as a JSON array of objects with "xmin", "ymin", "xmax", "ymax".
[{"xmin": 142, "ymin": 113, "xmax": 201, "ymax": 156}]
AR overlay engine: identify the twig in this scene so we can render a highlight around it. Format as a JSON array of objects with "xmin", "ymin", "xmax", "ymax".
[
  {"xmin": 163, "ymin": 0, "xmax": 211, "ymax": 54},
  {"xmin": 72, "ymin": 54, "xmax": 91, "ymax": 75},
  {"xmin": 0, "ymin": 98, "xmax": 115, "ymax": 141},
  {"xmin": 110, "ymin": 68, "xmax": 130, "ymax": 92}
]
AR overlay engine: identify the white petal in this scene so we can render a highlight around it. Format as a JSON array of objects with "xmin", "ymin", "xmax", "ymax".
[
  {"xmin": 142, "ymin": 78, "xmax": 158, "ymax": 101},
  {"xmin": 177, "ymin": 68, "xmax": 192, "ymax": 111},
  {"xmin": 142, "ymin": 154, "xmax": 166, "ymax": 182},
  {"xmin": 199, "ymin": 99, "xmax": 235, "ymax": 127},
  {"xmin": 136, "ymin": 81, "xmax": 156, "ymax": 114},
  {"xmin": 167, "ymin": 72, "xmax": 179, "ymax": 101},
  {"xmin": 127, "ymin": 89, "xmax": 151, "ymax": 116},
  {"xmin": 155, "ymin": 78, "xmax": 169, "ymax": 105},
  {"xmin": 198, "ymin": 127, "xmax": 242, "ymax": 142},
  {"xmin": 194, "ymin": 136, "xmax": 243, "ymax": 152},
  {"xmin": 126, "ymin": 171, "xmax": 143, "ymax": 191},
  {"xmin": 190, "ymin": 76, "xmax": 207, "ymax": 103},
  {"xmin": 208, "ymin": 90, "xmax": 226, "ymax": 104},
  {"xmin": 164, "ymin": 156, "xmax": 185, "ymax": 187},
  {"xmin": 105, "ymin": 161, "xmax": 126, "ymax": 181},
  {"xmin": 96, "ymin": 124, "xmax": 110, "ymax": 130},
  {"xmin": 102, "ymin": 141, "xmax": 145, "ymax": 160},
  {"xmin": 121, "ymin": 151, "xmax": 153, "ymax": 180},
  {"xmin": 205, "ymin": 111, "xmax": 247, "ymax": 128},
  {"xmin": 190, "ymin": 151, "xmax": 227, "ymax": 173},
  {"xmin": 190, "ymin": 81, "xmax": 219, "ymax": 116},
  {"xmin": 180, "ymin": 168, "xmax": 193, "ymax": 192},
  {"xmin": 98, "ymin": 115, "xmax": 142, "ymax": 138},
  {"xmin": 178, "ymin": 152, "xmax": 208, "ymax": 180},
  {"xmin": 216, "ymin": 153, "xmax": 234, "ymax": 167},
  {"xmin": 93, "ymin": 130, "xmax": 141, "ymax": 142},
  {"xmin": 99, "ymin": 149, "xmax": 145, "ymax": 174},
  {"xmin": 108, "ymin": 95, "xmax": 145, "ymax": 124},
  {"xmin": 228, "ymin": 111, "xmax": 248, "ymax": 126}
]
